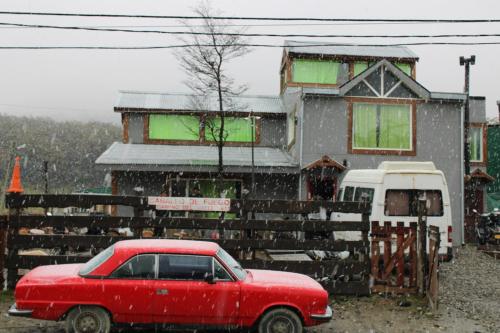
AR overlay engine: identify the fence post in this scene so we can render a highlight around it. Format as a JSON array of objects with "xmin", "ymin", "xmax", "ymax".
[
  {"xmin": 6, "ymin": 193, "xmax": 20, "ymax": 289},
  {"xmin": 417, "ymin": 198, "xmax": 428, "ymax": 295},
  {"xmin": 0, "ymin": 216, "xmax": 6, "ymax": 289}
]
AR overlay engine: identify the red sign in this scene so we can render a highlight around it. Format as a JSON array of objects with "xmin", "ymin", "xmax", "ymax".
[{"xmin": 148, "ymin": 196, "xmax": 231, "ymax": 212}]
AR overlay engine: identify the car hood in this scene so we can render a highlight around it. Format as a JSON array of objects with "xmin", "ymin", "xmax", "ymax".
[
  {"xmin": 19, "ymin": 264, "xmax": 84, "ymax": 285},
  {"xmin": 245, "ymin": 269, "xmax": 324, "ymax": 290}
]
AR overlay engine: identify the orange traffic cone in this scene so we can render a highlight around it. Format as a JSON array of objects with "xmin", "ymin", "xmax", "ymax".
[{"xmin": 6, "ymin": 156, "xmax": 24, "ymax": 194}]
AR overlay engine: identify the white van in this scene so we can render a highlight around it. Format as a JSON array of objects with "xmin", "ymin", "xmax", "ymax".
[{"xmin": 332, "ymin": 161, "xmax": 453, "ymax": 258}]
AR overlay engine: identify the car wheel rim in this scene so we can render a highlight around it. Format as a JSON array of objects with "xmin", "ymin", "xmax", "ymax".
[
  {"xmin": 268, "ymin": 315, "xmax": 294, "ymax": 333},
  {"xmin": 75, "ymin": 311, "xmax": 101, "ymax": 333}
]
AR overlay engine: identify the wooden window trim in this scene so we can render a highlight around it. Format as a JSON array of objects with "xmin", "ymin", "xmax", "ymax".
[
  {"xmin": 470, "ymin": 122, "xmax": 488, "ymax": 166},
  {"xmin": 347, "ymin": 97, "xmax": 417, "ymax": 156},
  {"xmin": 144, "ymin": 113, "xmax": 261, "ymax": 146}
]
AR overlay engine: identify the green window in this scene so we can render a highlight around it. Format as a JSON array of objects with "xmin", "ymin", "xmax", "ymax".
[
  {"xmin": 149, "ymin": 114, "xmax": 200, "ymax": 141},
  {"xmin": 292, "ymin": 59, "xmax": 340, "ymax": 84},
  {"xmin": 353, "ymin": 103, "xmax": 411, "ymax": 150},
  {"xmin": 205, "ymin": 117, "xmax": 255, "ymax": 142},
  {"xmin": 469, "ymin": 127, "xmax": 483, "ymax": 162},
  {"xmin": 354, "ymin": 62, "xmax": 369, "ymax": 76},
  {"xmin": 395, "ymin": 63, "xmax": 412, "ymax": 76}
]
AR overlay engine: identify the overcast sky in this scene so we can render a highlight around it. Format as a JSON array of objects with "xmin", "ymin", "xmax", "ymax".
[{"xmin": 0, "ymin": 0, "xmax": 499, "ymax": 124}]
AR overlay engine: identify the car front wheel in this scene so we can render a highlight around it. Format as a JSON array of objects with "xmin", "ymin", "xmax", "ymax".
[
  {"xmin": 66, "ymin": 306, "xmax": 111, "ymax": 333},
  {"xmin": 257, "ymin": 308, "xmax": 303, "ymax": 333}
]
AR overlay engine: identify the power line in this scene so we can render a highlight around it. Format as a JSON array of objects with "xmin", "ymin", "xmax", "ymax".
[
  {"xmin": 0, "ymin": 11, "xmax": 499, "ymax": 23},
  {"xmin": 2, "ymin": 42, "xmax": 500, "ymax": 50},
  {"xmin": 3, "ymin": 22, "xmax": 500, "ymax": 39}
]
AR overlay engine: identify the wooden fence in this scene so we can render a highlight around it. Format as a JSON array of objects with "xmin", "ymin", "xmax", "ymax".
[{"xmin": 2, "ymin": 193, "xmax": 371, "ymax": 295}]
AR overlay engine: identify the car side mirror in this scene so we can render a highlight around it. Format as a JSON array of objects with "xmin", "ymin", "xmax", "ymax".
[{"xmin": 204, "ymin": 273, "xmax": 216, "ymax": 284}]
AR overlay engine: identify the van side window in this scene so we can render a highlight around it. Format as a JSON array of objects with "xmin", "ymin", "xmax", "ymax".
[
  {"xmin": 385, "ymin": 190, "xmax": 443, "ymax": 216},
  {"xmin": 343, "ymin": 186, "xmax": 355, "ymax": 201},
  {"xmin": 354, "ymin": 188, "xmax": 375, "ymax": 203}
]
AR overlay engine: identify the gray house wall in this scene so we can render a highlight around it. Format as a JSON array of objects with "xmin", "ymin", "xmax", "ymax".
[
  {"xmin": 128, "ymin": 114, "xmax": 144, "ymax": 144},
  {"xmin": 299, "ymin": 95, "xmax": 465, "ymax": 244}
]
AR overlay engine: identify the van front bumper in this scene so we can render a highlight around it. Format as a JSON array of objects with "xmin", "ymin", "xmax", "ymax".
[{"xmin": 8, "ymin": 304, "xmax": 33, "ymax": 317}]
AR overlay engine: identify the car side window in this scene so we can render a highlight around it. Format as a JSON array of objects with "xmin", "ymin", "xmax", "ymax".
[
  {"xmin": 158, "ymin": 254, "xmax": 212, "ymax": 280},
  {"xmin": 214, "ymin": 259, "xmax": 232, "ymax": 281},
  {"xmin": 111, "ymin": 254, "xmax": 156, "ymax": 279}
]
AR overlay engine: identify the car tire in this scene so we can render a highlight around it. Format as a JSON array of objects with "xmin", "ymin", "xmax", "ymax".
[
  {"xmin": 65, "ymin": 306, "xmax": 111, "ymax": 333},
  {"xmin": 257, "ymin": 308, "xmax": 303, "ymax": 333}
]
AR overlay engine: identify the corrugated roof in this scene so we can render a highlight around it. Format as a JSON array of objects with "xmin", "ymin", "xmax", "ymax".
[
  {"xmin": 284, "ymin": 40, "xmax": 419, "ymax": 60},
  {"xmin": 115, "ymin": 91, "xmax": 286, "ymax": 114},
  {"xmin": 96, "ymin": 142, "xmax": 298, "ymax": 169},
  {"xmin": 430, "ymin": 92, "xmax": 466, "ymax": 101}
]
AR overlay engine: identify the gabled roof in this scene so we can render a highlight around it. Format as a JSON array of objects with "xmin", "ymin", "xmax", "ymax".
[
  {"xmin": 303, "ymin": 155, "xmax": 346, "ymax": 171},
  {"xmin": 284, "ymin": 40, "xmax": 418, "ymax": 60},
  {"xmin": 115, "ymin": 91, "xmax": 286, "ymax": 114},
  {"xmin": 339, "ymin": 59, "xmax": 431, "ymax": 100}
]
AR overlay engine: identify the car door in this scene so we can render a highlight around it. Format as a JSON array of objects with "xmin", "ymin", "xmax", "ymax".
[
  {"xmin": 152, "ymin": 254, "xmax": 240, "ymax": 325},
  {"xmin": 104, "ymin": 254, "xmax": 156, "ymax": 323}
]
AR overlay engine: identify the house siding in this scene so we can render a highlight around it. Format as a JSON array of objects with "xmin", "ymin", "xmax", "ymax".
[{"xmin": 300, "ymin": 96, "xmax": 464, "ymax": 244}]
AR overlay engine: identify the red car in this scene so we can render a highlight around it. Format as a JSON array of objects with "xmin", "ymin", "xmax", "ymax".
[{"xmin": 10, "ymin": 239, "xmax": 332, "ymax": 333}]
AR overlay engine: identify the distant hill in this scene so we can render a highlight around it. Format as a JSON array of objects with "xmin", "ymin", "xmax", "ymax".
[{"xmin": 0, "ymin": 114, "xmax": 121, "ymax": 196}]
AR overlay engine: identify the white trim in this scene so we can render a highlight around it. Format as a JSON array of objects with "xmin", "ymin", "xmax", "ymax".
[
  {"xmin": 385, "ymin": 80, "xmax": 403, "ymax": 97},
  {"xmin": 362, "ymin": 79, "xmax": 381, "ymax": 97}
]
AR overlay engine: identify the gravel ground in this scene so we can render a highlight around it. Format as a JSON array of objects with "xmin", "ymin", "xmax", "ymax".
[
  {"xmin": 438, "ymin": 244, "xmax": 500, "ymax": 332},
  {"xmin": 0, "ymin": 245, "xmax": 498, "ymax": 333}
]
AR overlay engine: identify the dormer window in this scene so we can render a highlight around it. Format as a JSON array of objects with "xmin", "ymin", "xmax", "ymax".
[{"xmin": 291, "ymin": 59, "xmax": 349, "ymax": 85}]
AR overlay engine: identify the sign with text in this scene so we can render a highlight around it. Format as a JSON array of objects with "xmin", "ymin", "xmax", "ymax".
[{"xmin": 148, "ymin": 196, "xmax": 231, "ymax": 212}]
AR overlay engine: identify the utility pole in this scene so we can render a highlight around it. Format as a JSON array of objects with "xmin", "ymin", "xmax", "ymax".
[{"xmin": 460, "ymin": 55, "xmax": 476, "ymax": 176}]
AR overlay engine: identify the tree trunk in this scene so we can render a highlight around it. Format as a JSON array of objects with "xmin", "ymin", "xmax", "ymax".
[{"xmin": 217, "ymin": 76, "xmax": 224, "ymax": 199}]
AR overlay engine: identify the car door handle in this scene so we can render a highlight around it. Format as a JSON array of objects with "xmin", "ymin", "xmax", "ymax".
[{"xmin": 156, "ymin": 289, "xmax": 169, "ymax": 295}]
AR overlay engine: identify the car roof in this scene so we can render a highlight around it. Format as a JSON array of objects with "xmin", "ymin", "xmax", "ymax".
[{"xmin": 113, "ymin": 239, "xmax": 220, "ymax": 256}]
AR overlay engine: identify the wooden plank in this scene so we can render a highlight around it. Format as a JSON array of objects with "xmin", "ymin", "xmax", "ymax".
[
  {"xmin": 10, "ymin": 216, "xmax": 370, "ymax": 232},
  {"xmin": 9, "ymin": 235, "xmax": 369, "ymax": 252},
  {"xmin": 5, "ymin": 194, "xmax": 371, "ymax": 215},
  {"xmin": 396, "ymin": 222, "xmax": 405, "ymax": 287},
  {"xmin": 322, "ymin": 280, "xmax": 370, "ymax": 296},
  {"xmin": 7, "ymin": 254, "xmax": 90, "ymax": 268},
  {"xmin": 240, "ymin": 259, "xmax": 370, "ymax": 276},
  {"xmin": 409, "ymin": 223, "xmax": 417, "ymax": 288},
  {"xmin": 8, "ymin": 255, "xmax": 369, "ymax": 277}
]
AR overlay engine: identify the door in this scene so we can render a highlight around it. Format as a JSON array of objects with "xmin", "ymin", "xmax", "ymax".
[
  {"xmin": 105, "ymin": 254, "xmax": 156, "ymax": 323},
  {"xmin": 152, "ymin": 254, "xmax": 240, "ymax": 325}
]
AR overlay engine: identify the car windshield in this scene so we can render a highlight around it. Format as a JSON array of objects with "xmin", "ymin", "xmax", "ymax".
[
  {"xmin": 217, "ymin": 248, "xmax": 247, "ymax": 280},
  {"xmin": 79, "ymin": 245, "xmax": 114, "ymax": 276}
]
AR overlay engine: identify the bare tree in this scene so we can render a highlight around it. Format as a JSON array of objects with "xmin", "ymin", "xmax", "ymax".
[{"xmin": 176, "ymin": 1, "xmax": 249, "ymax": 197}]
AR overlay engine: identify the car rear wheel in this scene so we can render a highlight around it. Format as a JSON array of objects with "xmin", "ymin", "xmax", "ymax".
[
  {"xmin": 257, "ymin": 308, "xmax": 303, "ymax": 333},
  {"xmin": 66, "ymin": 306, "xmax": 111, "ymax": 333}
]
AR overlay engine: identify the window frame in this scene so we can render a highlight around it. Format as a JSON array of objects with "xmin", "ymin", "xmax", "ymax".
[
  {"xmin": 109, "ymin": 253, "xmax": 158, "ymax": 280},
  {"xmin": 469, "ymin": 123, "xmax": 488, "ymax": 166},
  {"xmin": 157, "ymin": 253, "xmax": 215, "ymax": 281},
  {"xmin": 347, "ymin": 98, "xmax": 417, "ymax": 156},
  {"xmin": 143, "ymin": 113, "xmax": 262, "ymax": 146}
]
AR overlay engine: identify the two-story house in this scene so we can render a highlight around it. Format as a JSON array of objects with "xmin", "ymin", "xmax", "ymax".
[{"xmin": 96, "ymin": 40, "xmax": 491, "ymax": 244}]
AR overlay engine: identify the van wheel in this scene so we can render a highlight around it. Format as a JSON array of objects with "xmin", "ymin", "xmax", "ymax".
[
  {"xmin": 66, "ymin": 306, "xmax": 110, "ymax": 333},
  {"xmin": 257, "ymin": 308, "xmax": 303, "ymax": 333}
]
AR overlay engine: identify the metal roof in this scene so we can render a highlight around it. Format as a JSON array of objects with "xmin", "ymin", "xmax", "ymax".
[
  {"xmin": 430, "ymin": 92, "xmax": 466, "ymax": 101},
  {"xmin": 284, "ymin": 40, "xmax": 419, "ymax": 60},
  {"xmin": 115, "ymin": 91, "xmax": 286, "ymax": 114},
  {"xmin": 96, "ymin": 142, "xmax": 298, "ymax": 171}
]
